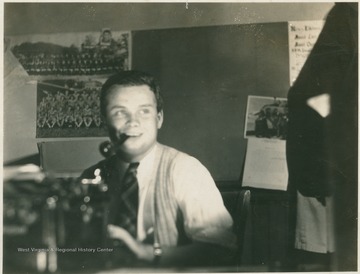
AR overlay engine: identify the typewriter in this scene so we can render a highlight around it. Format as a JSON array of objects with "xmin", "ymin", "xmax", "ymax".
[{"xmin": 3, "ymin": 164, "xmax": 111, "ymax": 273}]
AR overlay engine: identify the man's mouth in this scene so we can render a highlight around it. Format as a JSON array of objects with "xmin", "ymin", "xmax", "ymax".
[
  {"xmin": 124, "ymin": 132, "xmax": 142, "ymax": 137},
  {"xmin": 114, "ymin": 132, "xmax": 142, "ymax": 147}
]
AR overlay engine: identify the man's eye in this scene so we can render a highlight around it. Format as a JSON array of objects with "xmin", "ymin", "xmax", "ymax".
[
  {"xmin": 113, "ymin": 110, "xmax": 127, "ymax": 117},
  {"xmin": 139, "ymin": 109, "xmax": 151, "ymax": 115}
]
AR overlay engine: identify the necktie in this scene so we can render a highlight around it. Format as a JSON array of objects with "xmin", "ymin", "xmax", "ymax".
[{"xmin": 109, "ymin": 162, "xmax": 140, "ymax": 238}]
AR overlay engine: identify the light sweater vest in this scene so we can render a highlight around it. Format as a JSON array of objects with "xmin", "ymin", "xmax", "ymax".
[{"xmin": 148, "ymin": 144, "xmax": 190, "ymax": 247}]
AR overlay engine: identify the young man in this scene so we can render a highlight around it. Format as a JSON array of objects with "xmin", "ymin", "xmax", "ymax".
[{"xmin": 81, "ymin": 71, "xmax": 236, "ymax": 267}]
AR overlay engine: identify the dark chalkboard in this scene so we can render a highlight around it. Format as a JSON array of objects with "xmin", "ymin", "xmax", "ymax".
[
  {"xmin": 132, "ymin": 22, "xmax": 289, "ymax": 181},
  {"xmin": 132, "ymin": 22, "xmax": 290, "ymax": 182}
]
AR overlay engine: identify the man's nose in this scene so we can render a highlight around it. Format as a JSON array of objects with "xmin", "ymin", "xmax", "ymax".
[{"xmin": 126, "ymin": 113, "xmax": 140, "ymax": 127}]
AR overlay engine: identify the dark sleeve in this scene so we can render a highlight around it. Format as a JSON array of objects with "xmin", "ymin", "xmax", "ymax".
[{"xmin": 286, "ymin": 3, "xmax": 358, "ymax": 198}]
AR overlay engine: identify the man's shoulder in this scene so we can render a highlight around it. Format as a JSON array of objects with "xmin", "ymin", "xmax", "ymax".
[
  {"xmin": 158, "ymin": 143, "xmax": 190, "ymax": 159},
  {"xmin": 157, "ymin": 143, "xmax": 203, "ymax": 167}
]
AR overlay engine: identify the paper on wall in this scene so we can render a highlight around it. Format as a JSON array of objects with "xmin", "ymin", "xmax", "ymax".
[
  {"xmin": 242, "ymin": 138, "xmax": 288, "ymax": 191},
  {"xmin": 288, "ymin": 20, "xmax": 325, "ymax": 86}
]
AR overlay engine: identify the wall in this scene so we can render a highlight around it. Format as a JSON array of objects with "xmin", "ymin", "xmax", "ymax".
[
  {"xmin": 5, "ymin": 3, "xmax": 334, "ymax": 34},
  {"xmin": 3, "ymin": 3, "xmax": 334, "ymax": 176}
]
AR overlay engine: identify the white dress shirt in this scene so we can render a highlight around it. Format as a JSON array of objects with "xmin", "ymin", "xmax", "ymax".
[{"xmin": 136, "ymin": 143, "xmax": 235, "ymax": 248}]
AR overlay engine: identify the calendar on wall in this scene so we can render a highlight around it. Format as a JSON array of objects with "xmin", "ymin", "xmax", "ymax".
[{"xmin": 242, "ymin": 95, "xmax": 288, "ymax": 191}]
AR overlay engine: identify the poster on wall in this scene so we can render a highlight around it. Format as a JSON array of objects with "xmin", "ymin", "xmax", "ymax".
[
  {"xmin": 36, "ymin": 78, "xmax": 108, "ymax": 138},
  {"xmin": 8, "ymin": 29, "xmax": 131, "ymax": 77},
  {"xmin": 244, "ymin": 95, "xmax": 288, "ymax": 140},
  {"xmin": 288, "ymin": 20, "xmax": 325, "ymax": 85}
]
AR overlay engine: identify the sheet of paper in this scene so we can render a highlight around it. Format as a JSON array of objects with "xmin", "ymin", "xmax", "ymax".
[
  {"xmin": 242, "ymin": 138, "xmax": 288, "ymax": 191},
  {"xmin": 288, "ymin": 20, "xmax": 325, "ymax": 86}
]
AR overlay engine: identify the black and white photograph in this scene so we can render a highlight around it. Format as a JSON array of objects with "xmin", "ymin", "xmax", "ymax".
[
  {"xmin": 3, "ymin": 2, "xmax": 358, "ymax": 273},
  {"xmin": 8, "ymin": 29, "xmax": 131, "ymax": 76},
  {"xmin": 36, "ymin": 79, "xmax": 107, "ymax": 138},
  {"xmin": 244, "ymin": 95, "xmax": 288, "ymax": 140}
]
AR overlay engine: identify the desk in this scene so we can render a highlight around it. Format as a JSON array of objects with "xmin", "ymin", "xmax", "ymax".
[
  {"xmin": 4, "ymin": 173, "xmax": 291, "ymax": 273},
  {"xmin": 97, "ymin": 265, "xmax": 270, "ymax": 273}
]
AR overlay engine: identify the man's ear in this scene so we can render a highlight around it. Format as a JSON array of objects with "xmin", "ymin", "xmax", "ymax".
[{"xmin": 157, "ymin": 110, "xmax": 164, "ymax": 129}]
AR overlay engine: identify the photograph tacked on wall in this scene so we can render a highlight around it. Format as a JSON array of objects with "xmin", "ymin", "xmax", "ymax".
[
  {"xmin": 244, "ymin": 95, "xmax": 288, "ymax": 140},
  {"xmin": 36, "ymin": 78, "xmax": 107, "ymax": 138},
  {"xmin": 8, "ymin": 29, "xmax": 131, "ymax": 77}
]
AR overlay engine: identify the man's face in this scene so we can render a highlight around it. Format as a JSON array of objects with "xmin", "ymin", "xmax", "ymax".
[
  {"xmin": 103, "ymin": 32, "xmax": 111, "ymax": 42},
  {"xmin": 104, "ymin": 85, "xmax": 163, "ymax": 162}
]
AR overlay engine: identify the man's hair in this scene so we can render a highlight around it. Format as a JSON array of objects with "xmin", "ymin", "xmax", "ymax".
[
  {"xmin": 100, "ymin": 70, "xmax": 163, "ymax": 117},
  {"xmin": 102, "ymin": 29, "xmax": 112, "ymax": 35}
]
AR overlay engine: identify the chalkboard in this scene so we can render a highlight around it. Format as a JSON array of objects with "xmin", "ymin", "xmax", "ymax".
[{"xmin": 132, "ymin": 22, "xmax": 290, "ymax": 182}]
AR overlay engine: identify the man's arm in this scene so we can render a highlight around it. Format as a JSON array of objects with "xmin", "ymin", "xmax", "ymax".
[
  {"xmin": 106, "ymin": 153, "xmax": 237, "ymax": 267},
  {"xmin": 108, "ymin": 225, "xmax": 236, "ymax": 267}
]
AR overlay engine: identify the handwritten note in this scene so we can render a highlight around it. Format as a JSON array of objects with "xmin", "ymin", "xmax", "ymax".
[
  {"xmin": 242, "ymin": 138, "xmax": 288, "ymax": 191},
  {"xmin": 288, "ymin": 20, "xmax": 325, "ymax": 86}
]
